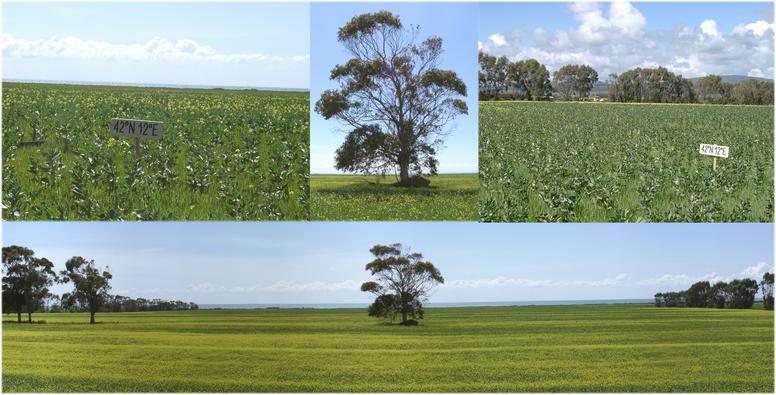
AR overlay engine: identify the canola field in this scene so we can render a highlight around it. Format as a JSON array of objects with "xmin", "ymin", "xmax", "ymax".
[
  {"xmin": 2, "ymin": 83, "xmax": 309, "ymax": 220},
  {"xmin": 479, "ymin": 101, "xmax": 774, "ymax": 222},
  {"xmin": 3, "ymin": 304, "xmax": 773, "ymax": 392}
]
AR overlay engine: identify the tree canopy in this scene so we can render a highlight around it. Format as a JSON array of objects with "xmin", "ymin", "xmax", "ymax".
[
  {"xmin": 478, "ymin": 52, "xmax": 773, "ymax": 105},
  {"xmin": 360, "ymin": 243, "xmax": 444, "ymax": 324},
  {"xmin": 655, "ymin": 278, "xmax": 760, "ymax": 309},
  {"xmin": 552, "ymin": 64, "xmax": 599, "ymax": 100},
  {"xmin": 59, "ymin": 257, "xmax": 113, "ymax": 324},
  {"xmin": 760, "ymin": 272, "xmax": 773, "ymax": 310},
  {"xmin": 315, "ymin": 11, "xmax": 468, "ymax": 186},
  {"xmin": 2, "ymin": 245, "xmax": 58, "ymax": 323}
]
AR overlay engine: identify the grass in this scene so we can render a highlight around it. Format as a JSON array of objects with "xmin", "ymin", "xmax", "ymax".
[
  {"xmin": 479, "ymin": 101, "xmax": 774, "ymax": 222},
  {"xmin": 2, "ymin": 83, "xmax": 309, "ymax": 220},
  {"xmin": 3, "ymin": 304, "xmax": 773, "ymax": 392},
  {"xmin": 310, "ymin": 173, "xmax": 478, "ymax": 220}
]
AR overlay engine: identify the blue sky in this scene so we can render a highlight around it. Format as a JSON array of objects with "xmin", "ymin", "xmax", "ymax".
[
  {"xmin": 2, "ymin": 2, "xmax": 309, "ymax": 88},
  {"xmin": 310, "ymin": 2, "xmax": 478, "ymax": 174},
  {"xmin": 3, "ymin": 222, "xmax": 772, "ymax": 304},
  {"xmin": 480, "ymin": 2, "xmax": 774, "ymax": 78}
]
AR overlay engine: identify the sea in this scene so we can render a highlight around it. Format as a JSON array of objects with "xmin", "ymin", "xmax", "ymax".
[
  {"xmin": 199, "ymin": 299, "xmax": 653, "ymax": 309},
  {"xmin": 3, "ymin": 79, "xmax": 308, "ymax": 92}
]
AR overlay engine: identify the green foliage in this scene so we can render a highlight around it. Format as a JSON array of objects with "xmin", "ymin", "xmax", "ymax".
[
  {"xmin": 2, "ymin": 305, "xmax": 773, "ymax": 391},
  {"xmin": 761, "ymin": 272, "xmax": 774, "ymax": 310},
  {"xmin": 608, "ymin": 67, "xmax": 696, "ymax": 103},
  {"xmin": 310, "ymin": 174, "xmax": 478, "ymax": 220},
  {"xmin": 362, "ymin": 243, "xmax": 442, "ymax": 323},
  {"xmin": 656, "ymin": 278, "xmax": 760, "ymax": 309},
  {"xmin": 726, "ymin": 279, "xmax": 759, "ymax": 309},
  {"xmin": 334, "ymin": 125, "xmax": 390, "ymax": 174},
  {"xmin": 366, "ymin": 294, "xmax": 399, "ymax": 320},
  {"xmin": 337, "ymin": 10, "xmax": 402, "ymax": 42},
  {"xmin": 479, "ymin": 101, "xmax": 774, "ymax": 222},
  {"xmin": 1, "ymin": 246, "xmax": 57, "ymax": 323},
  {"xmin": 552, "ymin": 64, "xmax": 599, "ymax": 100},
  {"xmin": 316, "ymin": 11, "xmax": 467, "ymax": 185},
  {"xmin": 2, "ymin": 83, "xmax": 309, "ymax": 220},
  {"xmin": 59, "ymin": 257, "xmax": 112, "ymax": 323}
]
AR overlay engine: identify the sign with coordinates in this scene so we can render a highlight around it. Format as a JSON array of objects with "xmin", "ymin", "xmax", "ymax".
[
  {"xmin": 111, "ymin": 118, "xmax": 163, "ymax": 140},
  {"xmin": 699, "ymin": 144, "xmax": 729, "ymax": 158}
]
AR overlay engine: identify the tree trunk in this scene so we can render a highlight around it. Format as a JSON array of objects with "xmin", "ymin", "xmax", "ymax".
[
  {"xmin": 90, "ymin": 311, "xmax": 96, "ymax": 324},
  {"xmin": 401, "ymin": 310, "xmax": 408, "ymax": 323},
  {"xmin": 17, "ymin": 311, "xmax": 21, "ymax": 323},
  {"xmin": 399, "ymin": 161, "xmax": 409, "ymax": 186},
  {"xmin": 27, "ymin": 311, "xmax": 32, "ymax": 323}
]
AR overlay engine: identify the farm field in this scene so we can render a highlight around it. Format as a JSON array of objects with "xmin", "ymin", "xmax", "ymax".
[
  {"xmin": 310, "ymin": 173, "xmax": 478, "ymax": 220},
  {"xmin": 2, "ymin": 83, "xmax": 309, "ymax": 220},
  {"xmin": 479, "ymin": 101, "xmax": 774, "ymax": 222},
  {"xmin": 3, "ymin": 304, "xmax": 773, "ymax": 392}
]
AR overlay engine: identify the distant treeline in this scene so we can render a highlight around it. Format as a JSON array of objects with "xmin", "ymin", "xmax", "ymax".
[
  {"xmin": 46, "ymin": 294, "xmax": 199, "ymax": 313},
  {"xmin": 655, "ymin": 273, "xmax": 773, "ymax": 310},
  {"xmin": 479, "ymin": 52, "xmax": 774, "ymax": 105},
  {"xmin": 2, "ymin": 245, "xmax": 197, "ymax": 324}
]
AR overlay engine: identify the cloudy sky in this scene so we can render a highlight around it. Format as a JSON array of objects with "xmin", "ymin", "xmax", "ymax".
[
  {"xmin": 3, "ymin": 222, "xmax": 772, "ymax": 305},
  {"xmin": 2, "ymin": 3, "xmax": 309, "ymax": 88},
  {"xmin": 310, "ymin": 2, "xmax": 478, "ymax": 174},
  {"xmin": 480, "ymin": 1, "xmax": 774, "ymax": 78}
]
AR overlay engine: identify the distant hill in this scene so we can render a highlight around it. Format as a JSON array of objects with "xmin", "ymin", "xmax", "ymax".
[
  {"xmin": 588, "ymin": 75, "xmax": 773, "ymax": 96},
  {"xmin": 688, "ymin": 75, "xmax": 772, "ymax": 84}
]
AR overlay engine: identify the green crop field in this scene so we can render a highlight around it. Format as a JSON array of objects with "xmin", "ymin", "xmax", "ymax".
[
  {"xmin": 310, "ymin": 174, "xmax": 478, "ymax": 220},
  {"xmin": 2, "ymin": 83, "xmax": 309, "ymax": 220},
  {"xmin": 480, "ymin": 101, "xmax": 774, "ymax": 222},
  {"xmin": 3, "ymin": 304, "xmax": 772, "ymax": 392}
]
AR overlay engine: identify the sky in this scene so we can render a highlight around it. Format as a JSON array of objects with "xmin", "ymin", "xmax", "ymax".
[
  {"xmin": 479, "ymin": 1, "xmax": 775, "ymax": 79},
  {"xmin": 3, "ymin": 222, "xmax": 772, "ymax": 305},
  {"xmin": 310, "ymin": 2, "xmax": 478, "ymax": 174},
  {"xmin": 1, "ymin": 2, "xmax": 310, "ymax": 88}
]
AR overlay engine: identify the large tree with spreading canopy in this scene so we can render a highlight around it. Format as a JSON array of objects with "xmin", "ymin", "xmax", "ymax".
[
  {"xmin": 59, "ymin": 256, "xmax": 112, "ymax": 324},
  {"xmin": 315, "ymin": 11, "xmax": 468, "ymax": 186},
  {"xmin": 360, "ymin": 243, "xmax": 444, "ymax": 324}
]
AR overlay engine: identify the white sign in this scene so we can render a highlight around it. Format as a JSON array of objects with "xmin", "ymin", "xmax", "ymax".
[
  {"xmin": 111, "ymin": 118, "xmax": 163, "ymax": 140},
  {"xmin": 699, "ymin": 144, "xmax": 729, "ymax": 158}
]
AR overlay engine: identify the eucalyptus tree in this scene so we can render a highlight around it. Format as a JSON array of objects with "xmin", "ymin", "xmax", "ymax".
[
  {"xmin": 360, "ymin": 243, "xmax": 444, "ymax": 324},
  {"xmin": 315, "ymin": 11, "xmax": 468, "ymax": 186},
  {"xmin": 60, "ymin": 256, "xmax": 112, "ymax": 324},
  {"xmin": 760, "ymin": 272, "xmax": 773, "ymax": 310},
  {"xmin": 2, "ymin": 245, "xmax": 58, "ymax": 323}
]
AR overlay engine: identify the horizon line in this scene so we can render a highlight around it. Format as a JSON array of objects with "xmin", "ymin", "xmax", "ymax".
[{"xmin": 2, "ymin": 79, "xmax": 310, "ymax": 93}]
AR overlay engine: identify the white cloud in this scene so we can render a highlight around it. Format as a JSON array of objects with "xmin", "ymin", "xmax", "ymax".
[
  {"xmin": 639, "ymin": 262, "xmax": 773, "ymax": 287},
  {"xmin": 188, "ymin": 283, "xmax": 225, "ymax": 293},
  {"xmin": 740, "ymin": 262, "xmax": 772, "ymax": 279},
  {"xmin": 1, "ymin": 34, "xmax": 308, "ymax": 64},
  {"xmin": 488, "ymin": 33, "xmax": 507, "ymax": 47},
  {"xmin": 264, "ymin": 280, "xmax": 361, "ymax": 292},
  {"xmin": 187, "ymin": 280, "xmax": 361, "ymax": 293},
  {"xmin": 445, "ymin": 273, "xmax": 629, "ymax": 289},
  {"xmin": 480, "ymin": 2, "xmax": 774, "ymax": 78},
  {"xmin": 735, "ymin": 20, "xmax": 775, "ymax": 37},
  {"xmin": 700, "ymin": 20, "xmax": 720, "ymax": 38},
  {"xmin": 748, "ymin": 68, "xmax": 767, "ymax": 78}
]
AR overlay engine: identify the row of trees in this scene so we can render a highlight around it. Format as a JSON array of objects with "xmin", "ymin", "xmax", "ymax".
[
  {"xmin": 2, "ymin": 246, "xmax": 197, "ymax": 324},
  {"xmin": 694, "ymin": 75, "xmax": 774, "ymax": 105},
  {"xmin": 607, "ymin": 67, "xmax": 696, "ymax": 103},
  {"xmin": 478, "ymin": 52, "xmax": 774, "ymax": 105},
  {"xmin": 654, "ymin": 273, "xmax": 773, "ymax": 310},
  {"xmin": 478, "ymin": 53, "xmax": 553, "ymax": 100},
  {"xmin": 47, "ymin": 294, "xmax": 199, "ymax": 313}
]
